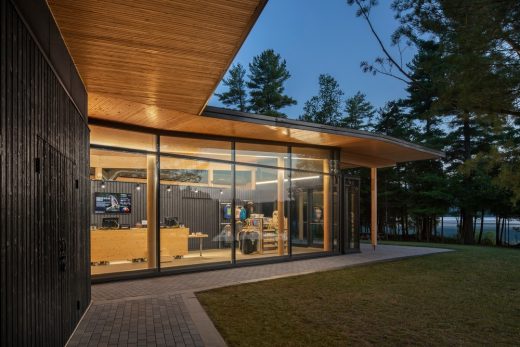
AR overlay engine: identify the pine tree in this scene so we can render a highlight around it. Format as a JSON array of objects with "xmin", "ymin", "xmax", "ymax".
[
  {"xmin": 390, "ymin": 0, "xmax": 520, "ymax": 118},
  {"xmin": 348, "ymin": 0, "xmax": 520, "ymax": 244},
  {"xmin": 247, "ymin": 49, "xmax": 297, "ymax": 117},
  {"xmin": 216, "ymin": 63, "xmax": 248, "ymax": 112},
  {"xmin": 348, "ymin": 0, "xmax": 520, "ymax": 118},
  {"xmin": 299, "ymin": 74, "xmax": 344, "ymax": 126},
  {"xmin": 372, "ymin": 101, "xmax": 415, "ymax": 139},
  {"xmin": 340, "ymin": 91, "xmax": 375, "ymax": 130}
]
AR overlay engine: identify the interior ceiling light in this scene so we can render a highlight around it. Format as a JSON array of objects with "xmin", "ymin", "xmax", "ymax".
[{"xmin": 256, "ymin": 175, "xmax": 321, "ymax": 185}]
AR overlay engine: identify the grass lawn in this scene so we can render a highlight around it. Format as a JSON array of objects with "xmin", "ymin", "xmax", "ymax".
[{"xmin": 197, "ymin": 243, "xmax": 520, "ymax": 346}]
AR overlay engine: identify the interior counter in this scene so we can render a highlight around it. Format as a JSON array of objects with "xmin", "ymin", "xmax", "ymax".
[{"xmin": 91, "ymin": 227, "xmax": 189, "ymax": 263}]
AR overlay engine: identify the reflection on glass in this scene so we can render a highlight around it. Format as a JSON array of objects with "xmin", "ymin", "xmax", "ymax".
[
  {"xmin": 160, "ymin": 157, "xmax": 232, "ymax": 268},
  {"xmin": 235, "ymin": 165, "xmax": 288, "ymax": 260},
  {"xmin": 344, "ymin": 178, "xmax": 361, "ymax": 250},
  {"xmin": 235, "ymin": 143, "xmax": 288, "ymax": 167},
  {"xmin": 89, "ymin": 149, "xmax": 156, "ymax": 275},
  {"xmin": 291, "ymin": 147, "xmax": 331, "ymax": 173},
  {"xmin": 290, "ymin": 171, "xmax": 333, "ymax": 254},
  {"xmin": 333, "ymin": 176, "xmax": 340, "ymax": 252},
  {"xmin": 90, "ymin": 125, "xmax": 156, "ymax": 151},
  {"xmin": 161, "ymin": 136, "xmax": 231, "ymax": 161}
]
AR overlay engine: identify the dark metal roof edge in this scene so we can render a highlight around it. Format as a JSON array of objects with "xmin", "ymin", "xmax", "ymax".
[{"xmin": 203, "ymin": 106, "xmax": 446, "ymax": 158}]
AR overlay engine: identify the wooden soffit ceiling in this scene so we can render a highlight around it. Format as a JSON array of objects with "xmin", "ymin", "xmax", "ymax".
[
  {"xmin": 47, "ymin": 0, "xmax": 267, "ymax": 115},
  {"xmin": 89, "ymin": 102, "xmax": 444, "ymax": 169},
  {"xmin": 47, "ymin": 0, "xmax": 442, "ymax": 168}
]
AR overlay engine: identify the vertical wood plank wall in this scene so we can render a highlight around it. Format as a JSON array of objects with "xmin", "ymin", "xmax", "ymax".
[{"xmin": 0, "ymin": 0, "xmax": 90, "ymax": 345}]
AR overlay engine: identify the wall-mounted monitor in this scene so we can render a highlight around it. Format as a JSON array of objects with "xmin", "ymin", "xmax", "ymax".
[{"xmin": 94, "ymin": 192, "xmax": 132, "ymax": 214}]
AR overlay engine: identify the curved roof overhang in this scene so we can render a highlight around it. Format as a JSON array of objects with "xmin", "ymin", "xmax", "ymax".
[
  {"xmin": 48, "ymin": 0, "xmax": 268, "ymax": 115},
  {"xmin": 202, "ymin": 107, "xmax": 445, "ymax": 168},
  {"xmin": 48, "ymin": 0, "xmax": 443, "ymax": 168}
]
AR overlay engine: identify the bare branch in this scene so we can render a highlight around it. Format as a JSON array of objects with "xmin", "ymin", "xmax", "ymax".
[{"xmin": 354, "ymin": 0, "xmax": 416, "ymax": 84}]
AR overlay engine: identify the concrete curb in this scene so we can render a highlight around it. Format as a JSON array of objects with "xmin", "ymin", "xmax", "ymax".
[{"xmin": 182, "ymin": 292, "xmax": 228, "ymax": 347}]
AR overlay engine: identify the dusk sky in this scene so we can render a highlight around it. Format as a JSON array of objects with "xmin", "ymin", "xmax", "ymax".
[{"xmin": 209, "ymin": 0, "xmax": 416, "ymax": 119}]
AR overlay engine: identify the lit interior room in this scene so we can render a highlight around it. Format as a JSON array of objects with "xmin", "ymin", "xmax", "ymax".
[{"xmin": 89, "ymin": 125, "xmax": 339, "ymax": 276}]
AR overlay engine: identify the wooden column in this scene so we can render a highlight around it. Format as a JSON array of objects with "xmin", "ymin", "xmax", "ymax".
[
  {"xmin": 277, "ymin": 158, "xmax": 285, "ymax": 255},
  {"xmin": 208, "ymin": 169, "xmax": 214, "ymax": 187},
  {"xmin": 94, "ymin": 167, "xmax": 103, "ymax": 180},
  {"xmin": 298, "ymin": 192, "xmax": 304, "ymax": 240},
  {"xmin": 323, "ymin": 160, "xmax": 331, "ymax": 251},
  {"xmin": 147, "ymin": 155, "xmax": 157, "ymax": 268},
  {"xmin": 251, "ymin": 168, "xmax": 256, "ymax": 190},
  {"xmin": 371, "ymin": 167, "xmax": 378, "ymax": 250}
]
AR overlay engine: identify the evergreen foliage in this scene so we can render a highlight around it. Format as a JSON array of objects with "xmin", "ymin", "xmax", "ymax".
[
  {"xmin": 299, "ymin": 74, "xmax": 344, "ymax": 126},
  {"xmin": 216, "ymin": 63, "xmax": 248, "ymax": 112},
  {"xmin": 345, "ymin": 0, "xmax": 520, "ymax": 245},
  {"xmin": 247, "ymin": 49, "xmax": 297, "ymax": 117},
  {"xmin": 341, "ymin": 91, "xmax": 376, "ymax": 130}
]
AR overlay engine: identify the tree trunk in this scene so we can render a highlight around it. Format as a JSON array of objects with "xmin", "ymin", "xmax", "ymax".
[
  {"xmin": 478, "ymin": 209, "xmax": 484, "ymax": 244},
  {"xmin": 461, "ymin": 117, "xmax": 475, "ymax": 245},
  {"xmin": 462, "ymin": 209, "xmax": 475, "ymax": 244},
  {"xmin": 432, "ymin": 216, "xmax": 435, "ymax": 240},
  {"xmin": 401, "ymin": 213, "xmax": 406, "ymax": 240},
  {"xmin": 507, "ymin": 219, "xmax": 510, "ymax": 245},
  {"xmin": 404, "ymin": 213, "xmax": 409, "ymax": 236},
  {"xmin": 496, "ymin": 216, "xmax": 501, "ymax": 246},
  {"xmin": 500, "ymin": 218, "xmax": 506, "ymax": 246},
  {"xmin": 456, "ymin": 212, "xmax": 462, "ymax": 240},
  {"xmin": 441, "ymin": 216, "xmax": 444, "ymax": 243}
]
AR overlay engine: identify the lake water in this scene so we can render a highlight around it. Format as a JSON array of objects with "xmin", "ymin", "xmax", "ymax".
[{"xmin": 431, "ymin": 217, "xmax": 520, "ymax": 245}]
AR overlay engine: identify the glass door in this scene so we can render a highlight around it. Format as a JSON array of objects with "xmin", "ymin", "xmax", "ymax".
[
  {"xmin": 291, "ymin": 186, "xmax": 327, "ymax": 253},
  {"xmin": 342, "ymin": 177, "xmax": 360, "ymax": 252},
  {"xmin": 310, "ymin": 190, "xmax": 324, "ymax": 247}
]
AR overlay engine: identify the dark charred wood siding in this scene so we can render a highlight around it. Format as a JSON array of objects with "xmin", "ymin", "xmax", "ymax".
[{"xmin": 0, "ymin": 0, "xmax": 90, "ymax": 345}]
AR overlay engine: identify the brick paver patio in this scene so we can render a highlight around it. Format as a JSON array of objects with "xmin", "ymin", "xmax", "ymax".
[{"xmin": 67, "ymin": 244, "xmax": 450, "ymax": 346}]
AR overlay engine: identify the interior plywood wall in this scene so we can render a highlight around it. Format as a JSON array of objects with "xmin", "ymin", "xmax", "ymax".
[{"xmin": 90, "ymin": 181, "xmax": 283, "ymax": 250}]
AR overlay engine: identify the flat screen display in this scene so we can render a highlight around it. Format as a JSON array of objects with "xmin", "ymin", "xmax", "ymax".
[{"xmin": 94, "ymin": 193, "xmax": 132, "ymax": 214}]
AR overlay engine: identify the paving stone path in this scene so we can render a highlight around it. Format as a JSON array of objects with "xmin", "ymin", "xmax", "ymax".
[{"xmin": 67, "ymin": 244, "xmax": 451, "ymax": 346}]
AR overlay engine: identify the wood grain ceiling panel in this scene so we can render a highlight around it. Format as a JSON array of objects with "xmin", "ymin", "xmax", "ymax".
[
  {"xmin": 89, "ymin": 96, "xmax": 443, "ymax": 168},
  {"xmin": 47, "ymin": 0, "xmax": 267, "ymax": 114},
  {"xmin": 48, "ymin": 0, "xmax": 442, "ymax": 168}
]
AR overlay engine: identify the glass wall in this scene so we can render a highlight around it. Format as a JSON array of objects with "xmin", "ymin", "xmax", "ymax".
[
  {"xmin": 89, "ymin": 148, "xmax": 156, "ymax": 275},
  {"xmin": 235, "ymin": 143, "xmax": 287, "ymax": 167},
  {"xmin": 90, "ymin": 125, "xmax": 156, "ymax": 151},
  {"xmin": 89, "ymin": 125, "xmax": 345, "ymax": 277},
  {"xmin": 160, "ymin": 136, "xmax": 231, "ymax": 161},
  {"xmin": 291, "ymin": 147, "xmax": 331, "ymax": 173},
  {"xmin": 159, "ymin": 156, "xmax": 232, "ymax": 268},
  {"xmin": 290, "ymin": 147, "xmax": 333, "ymax": 254},
  {"xmin": 290, "ymin": 171, "xmax": 332, "ymax": 254},
  {"xmin": 235, "ymin": 165, "xmax": 289, "ymax": 261}
]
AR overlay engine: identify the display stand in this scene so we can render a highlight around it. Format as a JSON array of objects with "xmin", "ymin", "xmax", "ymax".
[
  {"xmin": 242, "ymin": 217, "xmax": 287, "ymax": 255},
  {"xmin": 218, "ymin": 201, "xmax": 233, "ymax": 248}
]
